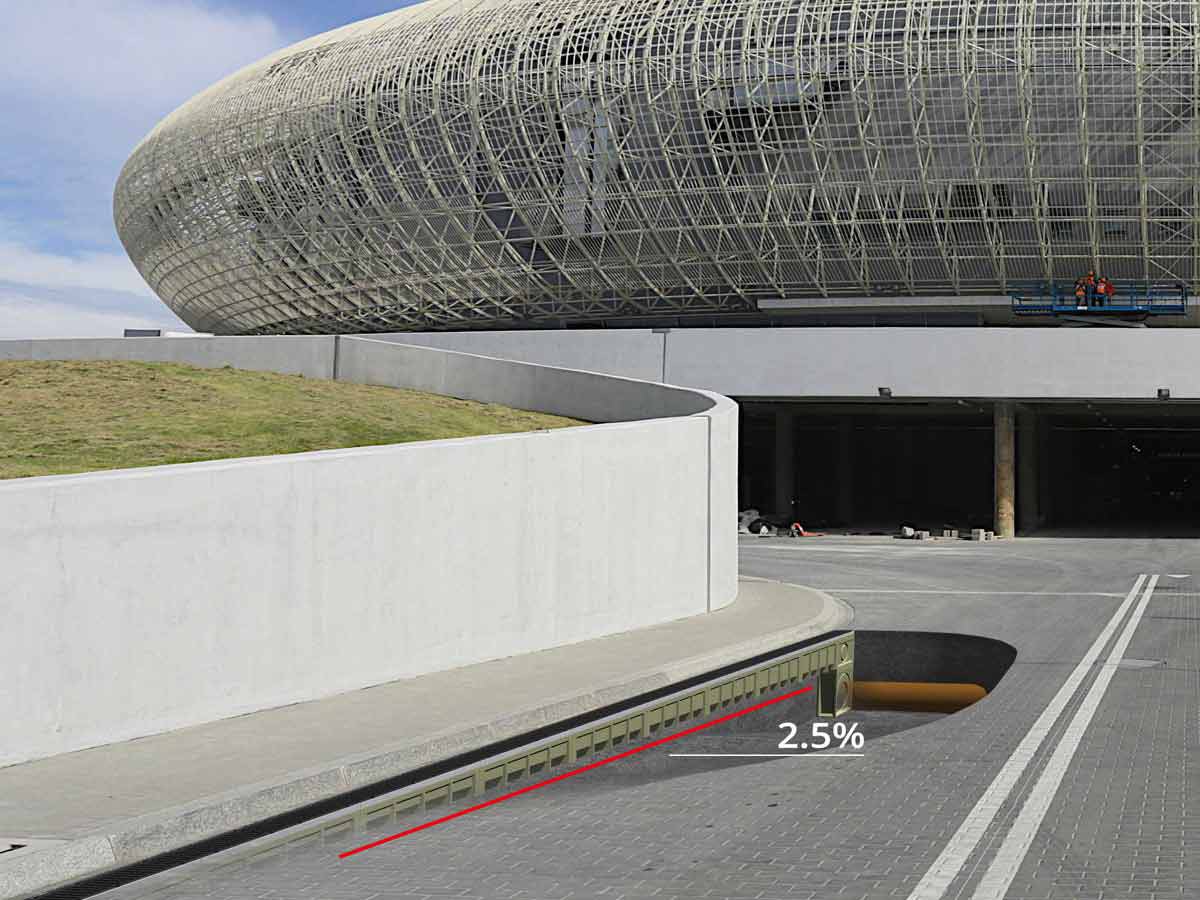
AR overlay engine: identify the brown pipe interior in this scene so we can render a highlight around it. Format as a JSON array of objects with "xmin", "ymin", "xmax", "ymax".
[{"xmin": 854, "ymin": 680, "xmax": 987, "ymax": 713}]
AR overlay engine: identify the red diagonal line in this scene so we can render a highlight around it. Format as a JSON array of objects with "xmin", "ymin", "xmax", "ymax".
[{"xmin": 340, "ymin": 683, "xmax": 815, "ymax": 858}]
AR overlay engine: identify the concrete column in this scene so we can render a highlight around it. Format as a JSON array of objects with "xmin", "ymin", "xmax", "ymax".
[
  {"xmin": 1018, "ymin": 407, "xmax": 1039, "ymax": 534},
  {"xmin": 836, "ymin": 418, "xmax": 855, "ymax": 524},
  {"xmin": 774, "ymin": 410, "xmax": 795, "ymax": 519},
  {"xmin": 994, "ymin": 402, "xmax": 1016, "ymax": 538}
]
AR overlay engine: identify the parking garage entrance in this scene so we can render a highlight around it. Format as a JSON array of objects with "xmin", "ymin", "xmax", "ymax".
[{"xmin": 739, "ymin": 401, "xmax": 1200, "ymax": 535}]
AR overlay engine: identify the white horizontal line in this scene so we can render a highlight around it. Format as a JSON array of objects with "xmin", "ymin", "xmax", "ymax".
[
  {"xmin": 814, "ymin": 589, "xmax": 1125, "ymax": 596},
  {"xmin": 741, "ymin": 546, "xmax": 975, "ymax": 554},
  {"xmin": 668, "ymin": 753, "xmax": 865, "ymax": 758}
]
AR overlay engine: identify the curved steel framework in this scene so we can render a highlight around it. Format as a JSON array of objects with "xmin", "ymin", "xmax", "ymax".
[{"xmin": 116, "ymin": 0, "xmax": 1200, "ymax": 334}]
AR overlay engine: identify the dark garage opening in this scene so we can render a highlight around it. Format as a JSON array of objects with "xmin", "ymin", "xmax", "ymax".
[
  {"xmin": 1040, "ymin": 405, "xmax": 1200, "ymax": 531},
  {"xmin": 739, "ymin": 402, "xmax": 994, "ymax": 531},
  {"xmin": 739, "ymin": 400, "xmax": 1200, "ymax": 535}
]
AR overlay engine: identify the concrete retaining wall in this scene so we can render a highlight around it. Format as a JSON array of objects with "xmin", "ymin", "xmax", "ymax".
[
  {"xmin": 1, "ymin": 337, "xmax": 737, "ymax": 766},
  {"xmin": 378, "ymin": 330, "xmax": 667, "ymax": 381},
  {"xmin": 377, "ymin": 327, "xmax": 1200, "ymax": 401}
]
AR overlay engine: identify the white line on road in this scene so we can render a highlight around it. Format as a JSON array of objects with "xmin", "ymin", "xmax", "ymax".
[
  {"xmin": 668, "ymin": 753, "xmax": 865, "ymax": 758},
  {"xmin": 969, "ymin": 574, "xmax": 1159, "ymax": 900},
  {"xmin": 742, "ymin": 546, "xmax": 975, "ymax": 554},
  {"xmin": 813, "ymin": 590, "xmax": 1125, "ymax": 597},
  {"xmin": 903, "ymin": 574, "xmax": 1148, "ymax": 900}
]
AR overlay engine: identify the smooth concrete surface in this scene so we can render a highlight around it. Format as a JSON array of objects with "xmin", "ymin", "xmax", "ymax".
[
  {"xmin": 381, "ymin": 327, "xmax": 1200, "ymax": 400},
  {"xmin": 666, "ymin": 328, "xmax": 1200, "ymax": 400},
  {"xmin": 339, "ymin": 337, "xmax": 739, "ymax": 615},
  {"xmin": 0, "ymin": 578, "xmax": 849, "ymax": 900},
  {"xmin": 338, "ymin": 336, "xmax": 715, "ymax": 422},
  {"xmin": 374, "ymin": 329, "xmax": 667, "ymax": 381},
  {"xmin": 0, "ymin": 336, "xmax": 335, "ymax": 378},
  {"xmin": 3, "ymin": 337, "xmax": 738, "ymax": 767},
  {"xmin": 1, "ymin": 416, "xmax": 708, "ymax": 767}
]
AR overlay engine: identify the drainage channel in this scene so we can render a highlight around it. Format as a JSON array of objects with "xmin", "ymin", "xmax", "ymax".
[{"xmin": 27, "ymin": 629, "xmax": 856, "ymax": 900}]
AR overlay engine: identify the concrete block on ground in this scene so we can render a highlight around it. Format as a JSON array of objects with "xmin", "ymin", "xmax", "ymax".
[
  {"xmin": 942, "ymin": 529, "xmax": 959, "ymax": 539},
  {"xmin": 968, "ymin": 528, "xmax": 986, "ymax": 541}
]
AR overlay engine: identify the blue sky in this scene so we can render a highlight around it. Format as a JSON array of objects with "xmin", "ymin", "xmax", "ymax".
[{"xmin": 0, "ymin": 1, "xmax": 415, "ymax": 337}]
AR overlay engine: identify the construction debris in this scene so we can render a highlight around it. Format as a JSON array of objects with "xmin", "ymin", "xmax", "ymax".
[{"xmin": 737, "ymin": 509, "xmax": 762, "ymax": 534}]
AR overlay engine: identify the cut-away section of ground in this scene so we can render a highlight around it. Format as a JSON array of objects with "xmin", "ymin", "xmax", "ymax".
[{"xmin": 0, "ymin": 360, "xmax": 585, "ymax": 479}]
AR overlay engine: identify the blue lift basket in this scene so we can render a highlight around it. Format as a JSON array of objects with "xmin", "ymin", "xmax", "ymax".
[{"xmin": 1010, "ymin": 280, "xmax": 1188, "ymax": 316}]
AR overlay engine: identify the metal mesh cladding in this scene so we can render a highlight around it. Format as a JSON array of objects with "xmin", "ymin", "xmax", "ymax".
[{"xmin": 114, "ymin": 0, "xmax": 1200, "ymax": 334}]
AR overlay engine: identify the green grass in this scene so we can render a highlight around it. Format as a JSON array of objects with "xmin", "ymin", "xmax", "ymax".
[{"xmin": 0, "ymin": 360, "xmax": 584, "ymax": 480}]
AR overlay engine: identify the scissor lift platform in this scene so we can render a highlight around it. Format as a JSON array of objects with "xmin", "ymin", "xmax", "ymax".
[{"xmin": 1011, "ymin": 280, "xmax": 1188, "ymax": 317}]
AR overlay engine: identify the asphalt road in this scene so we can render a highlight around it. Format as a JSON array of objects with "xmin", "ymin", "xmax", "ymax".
[{"xmin": 102, "ymin": 536, "xmax": 1198, "ymax": 900}]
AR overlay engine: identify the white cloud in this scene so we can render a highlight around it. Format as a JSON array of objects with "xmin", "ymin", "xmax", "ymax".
[
  {"xmin": 0, "ymin": 241, "xmax": 155, "ymax": 298},
  {"xmin": 0, "ymin": 1, "xmax": 290, "ymax": 111},
  {"xmin": 0, "ymin": 0, "xmax": 292, "ymax": 334},
  {"xmin": 0, "ymin": 289, "xmax": 184, "ymax": 339}
]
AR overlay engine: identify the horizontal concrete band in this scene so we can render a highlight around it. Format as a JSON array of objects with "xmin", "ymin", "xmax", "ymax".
[
  {"xmin": 377, "ymin": 326, "xmax": 1200, "ymax": 401},
  {"xmin": 0, "ymin": 579, "xmax": 850, "ymax": 900}
]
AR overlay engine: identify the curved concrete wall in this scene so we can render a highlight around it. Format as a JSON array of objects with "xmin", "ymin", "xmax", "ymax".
[{"xmin": 0, "ymin": 336, "xmax": 736, "ymax": 766}]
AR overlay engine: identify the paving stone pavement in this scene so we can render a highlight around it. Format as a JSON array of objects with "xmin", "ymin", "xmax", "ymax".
[{"xmin": 97, "ymin": 538, "xmax": 1198, "ymax": 900}]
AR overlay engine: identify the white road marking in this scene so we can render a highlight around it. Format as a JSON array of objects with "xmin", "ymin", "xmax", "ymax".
[
  {"xmin": 668, "ymin": 753, "xmax": 865, "ymax": 758},
  {"xmin": 903, "ymin": 574, "xmax": 1148, "ymax": 900},
  {"xmin": 1165, "ymin": 573, "xmax": 1190, "ymax": 578},
  {"xmin": 969, "ymin": 574, "xmax": 1159, "ymax": 900},
  {"xmin": 742, "ymin": 545, "xmax": 974, "ymax": 554},
  {"xmin": 814, "ymin": 590, "xmax": 1125, "ymax": 597}
]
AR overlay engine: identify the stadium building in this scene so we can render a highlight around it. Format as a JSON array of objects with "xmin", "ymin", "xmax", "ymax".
[{"xmin": 116, "ymin": 0, "xmax": 1200, "ymax": 536}]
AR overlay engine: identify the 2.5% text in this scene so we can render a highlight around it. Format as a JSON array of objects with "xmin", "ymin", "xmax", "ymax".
[{"xmin": 777, "ymin": 721, "xmax": 864, "ymax": 751}]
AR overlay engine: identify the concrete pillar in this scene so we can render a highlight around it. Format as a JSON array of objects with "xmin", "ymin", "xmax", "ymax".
[
  {"xmin": 994, "ymin": 402, "xmax": 1016, "ymax": 538},
  {"xmin": 774, "ymin": 410, "xmax": 795, "ymax": 519},
  {"xmin": 1018, "ymin": 407, "xmax": 1039, "ymax": 535},
  {"xmin": 836, "ymin": 419, "xmax": 855, "ymax": 525}
]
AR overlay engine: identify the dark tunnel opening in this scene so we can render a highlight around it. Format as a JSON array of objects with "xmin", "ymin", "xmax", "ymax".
[{"xmin": 739, "ymin": 400, "xmax": 1200, "ymax": 536}]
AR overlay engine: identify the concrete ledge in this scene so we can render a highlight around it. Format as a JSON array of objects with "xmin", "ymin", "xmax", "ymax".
[{"xmin": 0, "ymin": 578, "xmax": 849, "ymax": 899}]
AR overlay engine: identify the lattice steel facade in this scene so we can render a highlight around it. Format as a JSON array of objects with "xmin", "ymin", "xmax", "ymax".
[{"xmin": 116, "ymin": 0, "xmax": 1200, "ymax": 334}]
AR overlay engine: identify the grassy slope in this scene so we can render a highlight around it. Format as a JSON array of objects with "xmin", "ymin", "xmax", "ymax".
[{"xmin": 0, "ymin": 360, "xmax": 584, "ymax": 479}]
